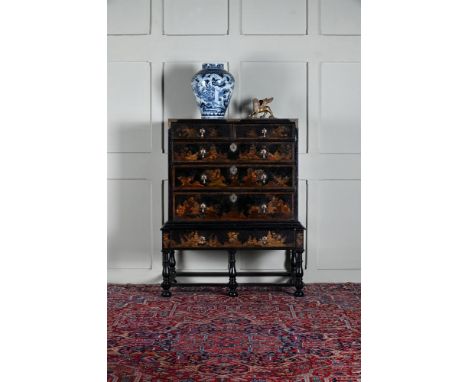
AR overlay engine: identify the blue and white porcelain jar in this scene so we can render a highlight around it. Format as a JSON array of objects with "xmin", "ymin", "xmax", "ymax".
[{"xmin": 191, "ymin": 63, "xmax": 235, "ymax": 119}]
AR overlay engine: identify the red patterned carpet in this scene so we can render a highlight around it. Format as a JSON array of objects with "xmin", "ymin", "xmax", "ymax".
[{"xmin": 108, "ymin": 284, "xmax": 360, "ymax": 382}]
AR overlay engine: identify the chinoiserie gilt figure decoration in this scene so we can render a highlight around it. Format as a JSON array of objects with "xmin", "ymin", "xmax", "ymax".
[{"xmin": 249, "ymin": 97, "xmax": 275, "ymax": 119}]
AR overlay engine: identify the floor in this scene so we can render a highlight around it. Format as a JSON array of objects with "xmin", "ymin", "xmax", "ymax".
[{"xmin": 108, "ymin": 283, "xmax": 361, "ymax": 382}]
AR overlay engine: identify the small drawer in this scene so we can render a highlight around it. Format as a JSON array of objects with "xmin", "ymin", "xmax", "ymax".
[
  {"xmin": 172, "ymin": 143, "xmax": 294, "ymax": 162},
  {"xmin": 163, "ymin": 229, "xmax": 295, "ymax": 249},
  {"xmin": 173, "ymin": 143, "xmax": 231, "ymax": 162},
  {"xmin": 173, "ymin": 192, "xmax": 294, "ymax": 221},
  {"xmin": 173, "ymin": 165, "xmax": 294, "ymax": 190},
  {"xmin": 171, "ymin": 123, "xmax": 230, "ymax": 140},
  {"xmin": 237, "ymin": 143, "xmax": 294, "ymax": 162},
  {"xmin": 235, "ymin": 123, "xmax": 294, "ymax": 140}
]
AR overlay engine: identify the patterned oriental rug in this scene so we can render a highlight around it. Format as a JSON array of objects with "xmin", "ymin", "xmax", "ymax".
[{"xmin": 108, "ymin": 284, "xmax": 360, "ymax": 382}]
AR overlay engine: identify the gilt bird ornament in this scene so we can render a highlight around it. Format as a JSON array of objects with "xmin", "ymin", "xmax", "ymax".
[{"xmin": 248, "ymin": 97, "xmax": 275, "ymax": 119}]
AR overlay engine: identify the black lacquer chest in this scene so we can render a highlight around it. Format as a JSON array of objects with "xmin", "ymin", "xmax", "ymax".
[{"xmin": 161, "ymin": 119, "xmax": 305, "ymax": 297}]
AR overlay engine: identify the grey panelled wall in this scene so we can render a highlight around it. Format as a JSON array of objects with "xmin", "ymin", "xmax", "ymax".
[{"xmin": 107, "ymin": 0, "xmax": 361, "ymax": 283}]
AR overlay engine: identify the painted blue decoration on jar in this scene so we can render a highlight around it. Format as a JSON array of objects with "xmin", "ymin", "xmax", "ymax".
[{"xmin": 191, "ymin": 63, "xmax": 235, "ymax": 119}]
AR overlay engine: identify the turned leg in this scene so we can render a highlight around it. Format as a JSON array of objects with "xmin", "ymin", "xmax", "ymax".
[
  {"xmin": 294, "ymin": 250, "xmax": 305, "ymax": 297},
  {"xmin": 289, "ymin": 249, "xmax": 296, "ymax": 286},
  {"xmin": 161, "ymin": 250, "xmax": 172, "ymax": 297},
  {"xmin": 169, "ymin": 250, "xmax": 177, "ymax": 284},
  {"xmin": 227, "ymin": 250, "xmax": 238, "ymax": 297}
]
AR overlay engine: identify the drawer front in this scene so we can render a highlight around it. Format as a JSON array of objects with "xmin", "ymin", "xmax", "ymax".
[
  {"xmin": 173, "ymin": 165, "xmax": 294, "ymax": 190},
  {"xmin": 235, "ymin": 123, "xmax": 295, "ymax": 140},
  {"xmin": 171, "ymin": 122, "xmax": 230, "ymax": 140},
  {"xmin": 163, "ymin": 229, "xmax": 295, "ymax": 249},
  {"xmin": 172, "ymin": 142, "xmax": 294, "ymax": 163},
  {"xmin": 173, "ymin": 193, "xmax": 294, "ymax": 221}
]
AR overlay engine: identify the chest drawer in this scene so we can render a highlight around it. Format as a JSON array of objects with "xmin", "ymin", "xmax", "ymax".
[
  {"xmin": 173, "ymin": 164, "xmax": 294, "ymax": 190},
  {"xmin": 173, "ymin": 192, "xmax": 294, "ymax": 221},
  {"xmin": 172, "ymin": 142, "xmax": 294, "ymax": 163},
  {"xmin": 234, "ymin": 123, "xmax": 295, "ymax": 140},
  {"xmin": 171, "ymin": 122, "xmax": 230, "ymax": 140},
  {"xmin": 163, "ymin": 228, "xmax": 295, "ymax": 249}
]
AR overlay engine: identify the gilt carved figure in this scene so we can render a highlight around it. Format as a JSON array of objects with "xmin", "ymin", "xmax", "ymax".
[
  {"xmin": 226, "ymin": 231, "xmax": 242, "ymax": 246},
  {"xmin": 206, "ymin": 169, "xmax": 227, "ymax": 187},
  {"xmin": 177, "ymin": 175, "xmax": 195, "ymax": 187},
  {"xmin": 249, "ymin": 97, "xmax": 275, "ymax": 119}
]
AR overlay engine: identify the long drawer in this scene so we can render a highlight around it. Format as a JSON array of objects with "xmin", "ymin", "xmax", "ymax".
[
  {"xmin": 172, "ymin": 192, "xmax": 295, "ymax": 221},
  {"xmin": 163, "ymin": 228, "xmax": 297, "ymax": 249},
  {"xmin": 170, "ymin": 121, "xmax": 296, "ymax": 141},
  {"xmin": 172, "ymin": 142, "xmax": 294, "ymax": 163},
  {"xmin": 173, "ymin": 164, "xmax": 294, "ymax": 190}
]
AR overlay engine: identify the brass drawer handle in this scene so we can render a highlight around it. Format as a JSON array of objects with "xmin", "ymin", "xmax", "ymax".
[
  {"xmin": 260, "ymin": 148, "xmax": 268, "ymax": 159},
  {"xmin": 200, "ymin": 174, "xmax": 208, "ymax": 185},
  {"xmin": 261, "ymin": 236, "xmax": 268, "ymax": 245},
  {"xmin": 199, "ymin": 127, "xmax": 206, "ymax": 138},
  {"xmin": 261, "ymin": 127, "xmax": 267, "ymax": 138},
  {"xmin": 260, "ymin": 172, "xmax": 268, "ymax": 184},
  {"xmin": 261, "ymin": 203, "xmax": 267, "ymax": 214},
  {"xmin": 198, "ymin": 235, "xmax": 206, "ymax": 245},
  {"xmin": 199, "ymin": 147, "xmax": 207, "ymax": 159},
  {"xmin": 230, "ymin": 193, "xmax": 238, "ymax": 203},
  {"xmin": 230, "ymin": 142, "xmax": 237, "ymax": 152},
  {"xmin": 229, "ymin": 165, "xmax": 238, "ymax": 175}
]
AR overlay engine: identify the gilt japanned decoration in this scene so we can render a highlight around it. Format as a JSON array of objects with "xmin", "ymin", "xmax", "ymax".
[
  {"xmin": 173, "ymin": 194, "xmax": 293, "ymax": 221},
  {"xmin": 165, "ymin": 230, "xmax": 291, "ymax": 249}
]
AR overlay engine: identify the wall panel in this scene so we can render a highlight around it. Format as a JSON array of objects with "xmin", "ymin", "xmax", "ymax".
[
  {"xmin": 107, "ymin": 0, "xmax": 151, "ymax": 35},
  {"xmin": 108, "ymin": 180, "xmax": 153, "ymax": 269},
  {"xmin": 317, "ymin": 180, "xmax": 361, "ymax": 269},
  {"xmin": 237, "ymin": 250, "xmax": 288, "ymax": 271},
  {"xmin": 108, "ymin": 62, "xmax": 152, "ymax": 153},
  {"xmin": 164, "ymin": 0, "xmax": 229, "ymax": 35},
  {"xmin": 320, "ymin": 62, "xmax": 361, "ymax": 153},
  {"xmin": 175, "ymin": 250, "xmax": 228, "ymax": 271},
  {"xmin": 107, "ymin": 153, "xmax": 151, "ymax": 179},
  {"xmin": 241, "ymin": 0, "xmax": 307, "ymax": 35},
  {"xmin": 320, "ymin": 0, "xmax": 361, "ymax": 36}
]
